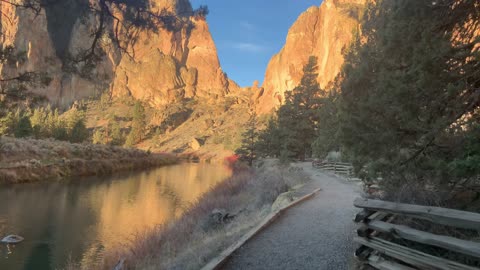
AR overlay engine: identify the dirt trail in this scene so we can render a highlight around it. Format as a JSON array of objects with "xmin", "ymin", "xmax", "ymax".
[{"xmin": 221, "ymin": 162, "xmax": 362, "ymax": 270}]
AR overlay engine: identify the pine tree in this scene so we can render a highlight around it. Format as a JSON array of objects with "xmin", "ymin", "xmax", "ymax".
[
  {"xmin": 92, "ymin": 129, "xmax": 105, "ymax": 144},
  {"xmin": 110, "ymin": 121, "xmax": 123, "ymax": 145},
  {"xmin": 277, "ymin": 56, "xmax": 323, "ymax": 160},
  {"xmin": 338, "ymin": 0, "xmax": 480, "ymax": 186},
  {"xmin": 125, "ymin": 101, "xmax": 146, "ymax": 146},
  {"xmin": 30, "ymin": 107, "xmax": 48, "ymax": 138},
  {"xmin": 255, "ymin": 56, "xmax": 324, "ymax": 161},
  {"xmin": 14, "ymin": 115, "xmax": 33, "ymax": 138},
  {"xmin": 312, "ymin": 89, "xmax": 341, "ymax": 159},
  {"xmin": 256, "ymin": 117, "xmax": 281, "ymax": 157},
  {"xmin": 0, "ymin": 112, "xmax": 16, "ymax": 136},
  {"xmin": 235, "ymin": 114, "xmax": 258, "ymax": 166},
  {"xmin": 69, "ymin": 120, "xmax": 88, "ymax": 143}
]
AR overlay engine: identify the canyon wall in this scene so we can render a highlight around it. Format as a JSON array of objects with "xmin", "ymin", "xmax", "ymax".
[
  {"xmin": 257, "ymin": 0, "xmax": 365, "ymax": 113},
  {"xmin": 0, "ymin": 0, "xmax": 235, "ymax": 108}
]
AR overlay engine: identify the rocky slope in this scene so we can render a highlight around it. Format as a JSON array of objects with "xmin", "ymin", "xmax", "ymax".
[
  {"xmin": 256, "ymin": 0, "xmax": 365, "ymax": 114},
  {"xmin": 0, "ymin": 0, "xmax": 236, "ymax": 108}
]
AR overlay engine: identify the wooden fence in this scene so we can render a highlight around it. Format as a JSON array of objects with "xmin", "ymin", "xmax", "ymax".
[
  {"xmin": 353, "ymin": 198, "xmax": 480, "ymax": 270},
  {"xmin": 312, "ymin": 160, "xmax": 354, "ymax": 178}
]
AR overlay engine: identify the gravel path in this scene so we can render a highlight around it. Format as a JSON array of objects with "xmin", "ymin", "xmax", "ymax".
[{"xmin": 221, "ymin": 162, "xmax": 362, "ymax": 270}]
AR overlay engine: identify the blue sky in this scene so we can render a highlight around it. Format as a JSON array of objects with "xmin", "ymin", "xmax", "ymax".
[{"xmin": 190, "ymin": 0, "xmax": 321, "ymax": 87}]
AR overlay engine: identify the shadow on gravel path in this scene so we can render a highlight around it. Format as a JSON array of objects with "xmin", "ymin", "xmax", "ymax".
[{"xmin": 221, "ymin": 162, "xmax": 362, "ymax": 270}]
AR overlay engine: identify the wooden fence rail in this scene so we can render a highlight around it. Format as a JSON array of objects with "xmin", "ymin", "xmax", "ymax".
[
  {"xmin": 353, "ymin": 198, "xmax": 480, "ymax": 270},
  {"xmin": 312, "ymin": 160, "xmax": 354, "ymax": 178}
]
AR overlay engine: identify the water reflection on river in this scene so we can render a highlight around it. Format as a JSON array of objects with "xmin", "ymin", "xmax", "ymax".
[{"xmin": 0, "ymin": 163, "xmax": 232, "ymax": 270}]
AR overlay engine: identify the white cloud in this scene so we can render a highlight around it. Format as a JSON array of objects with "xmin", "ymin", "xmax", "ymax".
[{"xmin": 232, "ymin": 42, "xmax": 266, "ymax": 53}]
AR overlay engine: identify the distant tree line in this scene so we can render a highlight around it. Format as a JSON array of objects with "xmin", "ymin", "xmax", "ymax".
[
  {"xmin": 238, "ymin": 0, "xmax": 479, "ymax": 189},
  {"xmin": 0, "ymin": 99, "xmax": 148, "ymax": 147},
  {"xmin": 0, "ymin": 106, "xmax": 89, "ymax": 143}
]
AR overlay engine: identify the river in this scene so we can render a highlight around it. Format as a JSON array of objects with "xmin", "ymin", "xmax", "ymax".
[{"xmin": 0, "ymin": 163, "xmax": 232, "ymax": 270}]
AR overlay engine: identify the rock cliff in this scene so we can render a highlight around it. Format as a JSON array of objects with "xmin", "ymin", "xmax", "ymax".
[
  {"xmin": 111, "ymin": 13, "xmax": 233, "ymax": 107},
  {"xmin": 0, "ymin": 0, "xmax": 233, "ymax": 108},
  {"xmin": 0, "ymin": 0, "xmax": 118, "ymax": 107},
  {"xmin": 257, "ymin": 0, "xmax": 365, "ymax": 113}
]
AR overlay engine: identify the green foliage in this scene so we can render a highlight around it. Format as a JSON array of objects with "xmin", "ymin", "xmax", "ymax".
[
  {"xmin": 312, "ymin": 89, "xmax": 341, "ymax": 158},
  {"xmin": 52, "ymin": 123, "xmax": 68, "ymax": 141},
  {"xmin": 2, "ymin": 105, "xmax": 89, "ymax": 142},
  {"xmin": 69, "ymin": 120, "xmax": 88, "ymax": 143},
  {"xmin": 256, "ymin": 118, "xmax": 281, "ymax": 157},
  {"xmin": 235, "ymin": 114, "xmax": 258, "ymax": 166},
  {"xmin": 92, "ymin": 129, "xmax": 105, "ymax": 145},
  {"xmin": 30, "ymin": 106, "xmax": 49, "ymax": 137},
  {"xmin": 110, "ymin": 121, "xmax": 123, "ymax": 146},
  {"xmin": 0, "ymin": 111, "xmax": 18, "ymax": 136},
  {"xmin": 337, "ymin": 0, "xmax": 480, "ymax": 186},
  {"xmin": 447, "ymin": 124, "xmax": 480, "ymax": 179},
  {"xmin": 99, "ymin": 91, "xmax": 111, "ymax": 110},
  {"xmin": 14, "ymin": 115, "xmax": 32, "ymax": 138},
  {"xmin": 257, "ymin": 56, "xmax": 324, "ymax": 161},
  {"xmin": 125, "ymin": 101, "xmax": 146, "ymax": 146}
]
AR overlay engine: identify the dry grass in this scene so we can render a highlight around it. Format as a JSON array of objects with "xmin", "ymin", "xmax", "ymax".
[
  {"xmin": 71, "ymin": 160, "xmax": 309, "ymax": 270},
  {"xmin": 0, "ymin": 136, "xmax": 178, "ymax": 183}
]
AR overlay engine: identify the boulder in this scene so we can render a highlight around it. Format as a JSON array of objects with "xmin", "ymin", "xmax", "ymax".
[{"xmin": 190, "ymin": 138, "xmax": 201, "ymax": 150}]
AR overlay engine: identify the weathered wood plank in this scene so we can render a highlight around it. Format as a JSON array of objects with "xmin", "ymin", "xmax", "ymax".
[
  {"xmin": 354, "ymin": 198, "xmax": 480, "ymax": 230},
  {"xmin": 368, "ymin": 255, "xmax": 416, "ymax": 270},
  {"xmin": 354, "ymin": 236, "xmax": 479, "ymax": 270},
  {"xmin": 367, "ymin": 220, "xmax": 480, "ymax": 259},
  {"xmin": 357, "ymin": 225, "xmax": 371, "ymax": 237},
  {"xmin": 355, "ymin": 245, "xmax": 373, "ymax": 261},
  {"xmin": 354, "ymin": 209, "xmax": 375, "ymax": 222}
]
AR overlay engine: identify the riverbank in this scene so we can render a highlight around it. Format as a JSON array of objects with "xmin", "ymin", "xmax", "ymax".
[
  {"xmin": 0, "ymin": 136, "xmax": 178, "ymax": 184},
  {"xmin": 83, "ymin": 160, "xmax": 310, "ymax": 270}
]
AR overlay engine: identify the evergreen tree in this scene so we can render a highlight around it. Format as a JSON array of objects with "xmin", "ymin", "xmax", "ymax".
[
  {"xmin": 256, "ymin": 117, "xmax": 281, "ymax": 157},
  {"xmin": 14, "ymin": 115, "xmax": 32, "ymax": 138},
  {"xmin": 92, "ymin": 129, "xmax": 105, "ymax": 144},
  {"xmin": 312, "ymin": 89, "xmax": 341, "ymax": 158},
  {"xmin": 338, "ymin": 0, "xmax": 480, "ymax": 186},
  {"xmin": 235, "ymin": 114, "xmax": 258, "ymax": 166},
  {"xmin": 64, "ymin": 108, "xmax": 88, "ymax": 142},
  {"xmin": 30, "ymin": 107, "xmax": 48, "ymax": 138},
  {"xmin": 278, "ymin": 56, "xmax": 323, "ymax": 160},
  {"xmin": 110, "ymin": 121, "xmax": 123, "ymax": 145},
  {"xmin": 125, "ymin": 101, "xmax": 146, "ymax": 146},
  {"xmin": 52, "ymin": 122, "xmax": 68, "ymax": 141},
  {"xmin": 0, "ymin": 112, "xmax": 16, "ymax": 136},
  {"xmin": 69, "ymin": 120, "xmax": 88, "ymax": 143},
  {"xmin": 255, "ymin": 56, "xmax": 324, "ymax": 161}
]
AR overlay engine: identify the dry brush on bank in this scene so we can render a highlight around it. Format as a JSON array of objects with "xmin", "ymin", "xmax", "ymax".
[
  {"xmin": 0, "ymin": 136, "xmax": 178, "ymax": 183},
  {"xmin": 90, "ymin": 160, "xmax": 310, "ymax": 270}
]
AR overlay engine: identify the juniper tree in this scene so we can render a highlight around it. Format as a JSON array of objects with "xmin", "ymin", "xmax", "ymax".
[
  {"xmin": 235, "ymin": 114, "xmax": 258, "ymax": 166},
  {"xmin": 125, "ymin": 101, "xmax": 146, "ymax": 146},
  {"xmin": 338, "ymin": 0, "xmax": 480, "ymax": 186},
  {"xmin": 277, "ymin": 56, "xmax": 324, "ymax": 160},
  {"xmin": 14, "ymin": 116, "xmax": 33, "ymax": 138}
]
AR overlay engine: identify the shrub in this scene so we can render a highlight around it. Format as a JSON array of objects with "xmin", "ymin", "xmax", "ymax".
[{"xmin": 14, "ymin": 116, "xmax": 32, "ymax": 138}]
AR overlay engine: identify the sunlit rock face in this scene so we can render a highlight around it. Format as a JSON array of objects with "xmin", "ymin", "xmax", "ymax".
[
  {"xmin": 0, "ymin": 0, "xmax": 233, "ymax": 108},
  {"xmin": 257, "ymin": 0, "xmax": 366, "ymax": 114},
  {"xmin": 111, "ymin": 8, "xmax": 233, "ymax": 106},
  {"xmin": 0, "ymin": 0, "xmax": 117, "ymax": 108}
]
